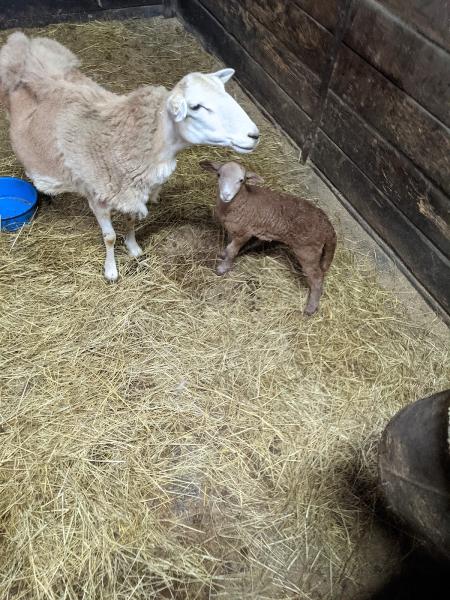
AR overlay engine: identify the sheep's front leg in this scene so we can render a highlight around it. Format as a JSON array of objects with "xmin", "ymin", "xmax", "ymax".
[
  {"xmin": 217, "ymin": 234, "xmax": 251, "ymax": 275},
  {"xmin": 90, "ymin": 202, "xmax": 118, "ymax": 281},
  {"xmin": 124, "ymin": 214, "xmax": 143, "ymax": 258}
]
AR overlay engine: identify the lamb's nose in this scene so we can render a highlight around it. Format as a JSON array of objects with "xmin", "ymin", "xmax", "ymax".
[{"xmin": 248, "ymin": 131, "xmax": 260, "ymax": 141}]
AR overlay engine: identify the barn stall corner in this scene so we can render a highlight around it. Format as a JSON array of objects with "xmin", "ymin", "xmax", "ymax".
[{"xmin": 0, "ymin": 1, "xmax": 449, "ymax": 599}]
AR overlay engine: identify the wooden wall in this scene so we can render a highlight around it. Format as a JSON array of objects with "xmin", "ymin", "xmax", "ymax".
[
  {"xmin": 176, "ymin": 0, "xmax": 450, "ymax": 318},
  {"xmin": 0, "ymin": 0, "xmax": 163, "ymax": 29}
]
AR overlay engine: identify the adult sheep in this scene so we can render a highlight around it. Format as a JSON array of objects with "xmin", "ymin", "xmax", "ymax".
[{"xmin": 0, "ymin": 32, "xmax": 259, "ymax": 280}]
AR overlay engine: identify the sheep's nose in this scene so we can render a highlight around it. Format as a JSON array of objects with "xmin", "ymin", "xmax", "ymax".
[{"xmin": 248, "ymin": 131, "xmax": 260, "ymax": 141}]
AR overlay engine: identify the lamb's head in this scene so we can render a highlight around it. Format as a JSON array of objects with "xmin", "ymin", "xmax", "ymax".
[
  {"xmin": 200, "ymin": 160, "xmax": 264, "ymax": 202},
  {"xmin": 167, "ymin": 69, "xmax": 260, "ymax": 153}
]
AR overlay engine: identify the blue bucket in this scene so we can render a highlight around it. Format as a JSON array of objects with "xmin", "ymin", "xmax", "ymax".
[{"xmin": 0, "ymin": 177, "xmax": 39, "ymax": 232}]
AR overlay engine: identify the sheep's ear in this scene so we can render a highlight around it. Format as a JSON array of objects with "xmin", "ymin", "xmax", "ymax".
[
  {"xmin": 246, "ymin": 171, "xmax": 264, "ymax": 185},
  {"xmin": 199, "ymin": 160, "xmax": 222, "ymax": 173},
  {"xmin": 167, "ymin": 93, "xmax": 187, "ymax": 122},
  {"xmin": 211, "ymin": 68, "xmax": 235, "ymax": 84}
]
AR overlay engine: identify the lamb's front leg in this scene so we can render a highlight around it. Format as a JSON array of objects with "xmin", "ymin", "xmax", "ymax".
[
  {"xmin": 89, "ymin": 201, "xmax": 118, "ymax": 281},
  {"xmin": 217, "ymin": 234, "xmax": 251, "ymax": 275},
  {"xmin": 124, "ymin": 214, "xmax": 143, "ymax": 257}
]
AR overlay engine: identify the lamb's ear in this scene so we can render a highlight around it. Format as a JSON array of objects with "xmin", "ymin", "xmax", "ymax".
[
  {"xmin": 167, "ymin": 93, "xmax": 187, "ymax": 122},
  {"xmin": 211, "ymin": 68, "xmax": 235, "ymax": 84},
  {"xmin": 199, "ymin": 160, "xmax": 222, "ymax": 173},
  {"xmin": 245, "ymin": 171, "xmax": 264, "ymax": 185}
]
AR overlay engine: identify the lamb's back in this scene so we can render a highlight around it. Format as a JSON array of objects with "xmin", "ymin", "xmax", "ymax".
[{"xmin": 226, "ymin": 186, "xmax": 333, "ymax": 245}]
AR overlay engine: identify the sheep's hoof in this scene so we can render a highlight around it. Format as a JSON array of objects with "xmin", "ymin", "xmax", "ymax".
[
  {"xmin": 303, "ymin": 305, "xmax": 318, "ymax": 317},
  {"xmin": 104, "ymin": 265, "xmax": 119, "ymax": 282},
  {"xmin": 126, "ymin": 241, "xmax": 143, "ymax": 258}
]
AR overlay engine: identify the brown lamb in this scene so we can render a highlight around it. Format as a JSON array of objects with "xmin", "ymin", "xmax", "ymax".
[{"xmin": 200, "ymin": 160, "xmax": 337, "ymax": 315}]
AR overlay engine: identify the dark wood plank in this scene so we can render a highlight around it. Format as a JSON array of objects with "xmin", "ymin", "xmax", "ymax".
[
  {"xmin": 296, "ymin": 0, "xmax": 450, "ymax": 126},
  {"xmin": 378, "ymin": 0, "xmax": 450, "ymax": 52},
  {"xmin": 295, "ymin": 0, "xmax": 341, "ymax": 31},
  {"xmin": 199, "ymin": 0, "xmax": 320, "ymax": 117},
  {"xmin": 311, "ymin": 130, "xmax": 450, "ymax": 314},
  {"xmin": 295, "ymin": 0, "xmax": 450, "ymax": 127},
  {"xmin": 331, "ymin": 45, "xmax": 450, "ymax": 196},
  {"xmin": 176, "ymin": 0, "xmax": 311, "ymax": 148},
  {"xmin": 0, "ymin": 1, "xmax": 163, "ymax": 29},
  {"xmin": 347, "ymin": 0, "xmax": 450, "ymax": 127},
  {"xmin": 227, "ymin": 0, "xmax": 332, "ymax": 78},
  {"xmin": 0, "ymin": 0, "xmax": 161, "ymax": 12},
  {"xmin": 322, "ymin": 94, "xmax": 450, "ymax": 257}
]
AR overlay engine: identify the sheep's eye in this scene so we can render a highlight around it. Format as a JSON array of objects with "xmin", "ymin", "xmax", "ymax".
[
  {"xmin": 217, "ymin": 173, "xmax": 220, "ymax": 178},
  {"xmin": 239, "ymin": 178, "xmax": 244, "ymax": 183},
  {"xmin": 191, "ymin": 104, "xmax": 202, "ymax": 111}
]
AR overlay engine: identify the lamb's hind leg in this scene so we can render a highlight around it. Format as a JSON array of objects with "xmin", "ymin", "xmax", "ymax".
[
  {"xmin": 124, "ymin": 214, "xmax": 143, "ymax": 258},
  {"xmin": 293, "ymin": 246, "xmax": 324, "ymax": 316},
  {"xmin": 89, "ymin": 201, "xmax": 118, "ymax": 281}
]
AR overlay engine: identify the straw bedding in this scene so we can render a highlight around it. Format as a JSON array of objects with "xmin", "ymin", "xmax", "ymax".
[{"xmin": 0, "ymin": 17, "xmax": 448, "ymax": 600}]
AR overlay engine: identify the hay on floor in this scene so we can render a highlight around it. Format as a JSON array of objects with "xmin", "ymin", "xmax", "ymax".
[{"xmin": 0, "ymin": 17, "xmax": 449, "ymax": 600}]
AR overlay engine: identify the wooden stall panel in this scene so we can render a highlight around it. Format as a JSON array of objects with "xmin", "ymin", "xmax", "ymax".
[
  {"xmin": 299, "ymin": 0, "xmax": 450, "ymax": 54},
  {"xmin": 0, "ymin": 0, "xmax": 163, "ymax": 29},
  {"xmin": 347, "ymin": 1, "xmax": 450, "ymax": 127},
  {"xmin": 379, "ymin": 0, "xmax": 450, "ymax": 52},
  {"xmin": 330, "ymin": 46, "xmax": 450, "ymax": 196},
  {"xmin": 237, "ymin": 0, "xmax": 331, "ymax": 77},
  {"xmin": 311, "ymin": 131, "xmax": 450, "ymax": 313},
  {"xmin": 321, "ymin": 96, "xmax": 450, "ymax": 256},
  {"xmin": 199, "ymin": 0, "xmax": 320, "ymax": 117},
  {"xmin": 298, "ymin": 0, "xmax": 450, "ymax": 127},
  {"xmin": 294, "ymin": 0, "xmax": 341, "ymax": 31}
]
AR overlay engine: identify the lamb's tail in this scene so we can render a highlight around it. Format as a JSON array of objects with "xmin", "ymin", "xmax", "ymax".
[
  {"xmin": 320, "ymin": 230, "xmax": 337, "ymax": 272},
  {"xmin": 0, "ymin": 32, "xmax": 80, "ymax": 102}
]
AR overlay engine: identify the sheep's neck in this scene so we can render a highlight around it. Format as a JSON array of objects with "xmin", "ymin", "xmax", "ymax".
[{"xmin": 124, "ymin": 87, "xmax": 187, "ymax": 185}]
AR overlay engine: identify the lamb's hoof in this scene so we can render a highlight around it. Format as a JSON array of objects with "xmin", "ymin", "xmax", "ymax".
[
  {"xmin": 303, "ymin": 305, "xmax": 318, "ymax": 317},
  {"xmin": 104, "ymin": 265, "xmax": 119, "ymax": 282},
  {"xmin": 126, "ymin": 241, "xmax": 143, "ymax": 258},
  {"xmin": 216, "ymin": 262, "xmax": 231, "ymax": 276}
]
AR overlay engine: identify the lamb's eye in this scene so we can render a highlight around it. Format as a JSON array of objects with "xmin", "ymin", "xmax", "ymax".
[
  {"xmin": 239, "ymin": 178, "xmax": 244, "ymax": 183},
  {"xmin": 191, "ymin": 104, "xmax": 202, "ymax": 111},
  {"xmin": 217, "ymin": 173, "xmax": 220, "ymax": 178}
]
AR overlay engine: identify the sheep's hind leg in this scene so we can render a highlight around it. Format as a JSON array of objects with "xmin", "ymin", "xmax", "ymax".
[
  {"xmin": 149, "ymin": 185, "xmax": 161, "ymax": 205},
  {"xmin": 217, "ymin": 234, "xmax": 251, "ymax": 275},
  {"xmin": 124, "ymin": 214, "xmax": 143, "ymax": 258},
  {"xmin": 90, "ymin": 201, "xmax": 118, "ymax": 281},
  {"xmin": 293, "ymin": 246, "xmax": 324, "ymax": 316},
  {"xmin": 302, "ymin": 265, "xmax": 324, "ymax": 316}
]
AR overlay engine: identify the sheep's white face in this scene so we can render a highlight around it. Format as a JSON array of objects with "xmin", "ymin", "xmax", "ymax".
[
  {"xmin": 167, "ymin": 70, "xmax": 260, "ymax": 153},
  {"xmin": 200, "ymin": 160, "xmax": 265, "ymax": 202}
]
